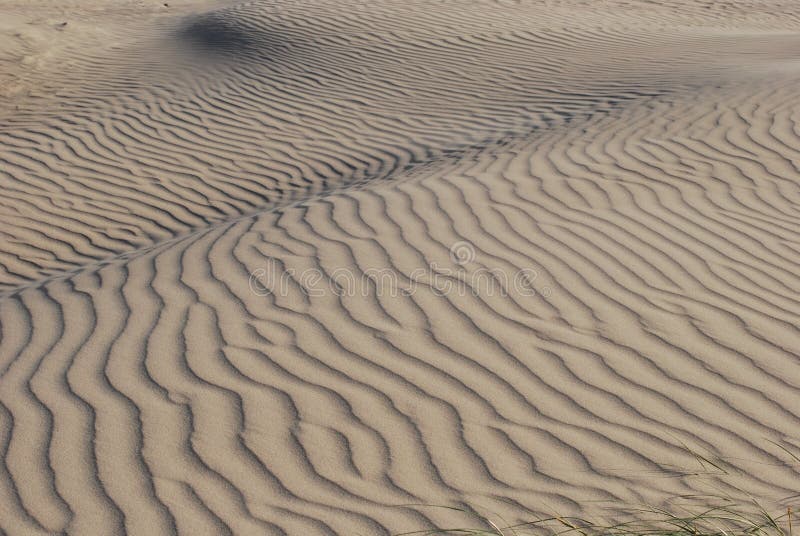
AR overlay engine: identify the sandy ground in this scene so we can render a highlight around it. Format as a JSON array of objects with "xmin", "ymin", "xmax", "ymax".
[{"xmin": 1, "ymin": 1, "xmax": 800, "ymax": 534}]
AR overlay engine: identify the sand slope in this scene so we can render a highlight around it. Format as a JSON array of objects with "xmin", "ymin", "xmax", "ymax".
[{"xmin": 1, "ymin": 1, "xmax": 800, "ymax": 535}]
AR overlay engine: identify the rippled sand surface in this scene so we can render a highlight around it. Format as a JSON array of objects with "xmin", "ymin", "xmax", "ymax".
[{"xmin": 1, "ymin": 1, "xmax": 800, "ymax": 534}]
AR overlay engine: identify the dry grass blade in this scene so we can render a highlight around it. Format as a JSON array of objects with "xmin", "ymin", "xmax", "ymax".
[
  {"xmin": 396, "ymin": 494, "xmax": 799, "ymax": 536},
  {"xmin": 763, "ymin": 440, "xmax": 800, "ymax": 467}
]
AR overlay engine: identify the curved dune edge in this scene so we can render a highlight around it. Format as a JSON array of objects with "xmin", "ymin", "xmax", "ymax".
[{"xmin": 1, "ymin": 1, "xmax": 800, "ymax": 535}]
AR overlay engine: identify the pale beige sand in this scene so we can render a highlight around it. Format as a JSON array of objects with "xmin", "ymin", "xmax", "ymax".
[{"xmin": 1, "ymin": 1, "xmax": 800, "ymax": 535}]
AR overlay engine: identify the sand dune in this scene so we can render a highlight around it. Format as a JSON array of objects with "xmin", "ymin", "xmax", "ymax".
[{"xmin": 1, "ymin": 1, "xmax": 799, "ymax": 535}]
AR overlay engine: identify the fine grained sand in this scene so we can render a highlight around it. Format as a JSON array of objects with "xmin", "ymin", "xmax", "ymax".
[{"xmin": 1, "ymin": 1, "xmax": 800, "ymax": 534}]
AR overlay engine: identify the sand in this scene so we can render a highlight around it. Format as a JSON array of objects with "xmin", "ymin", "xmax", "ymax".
[{"xmin": 1, "ymin": 0, "xmax": 799, "ymax": 534}]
